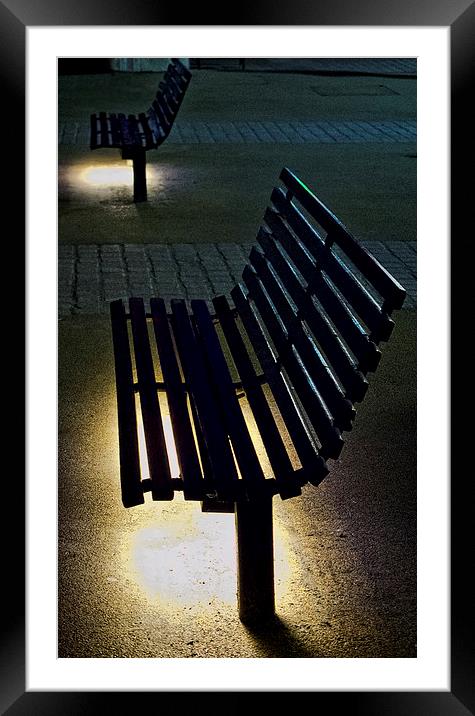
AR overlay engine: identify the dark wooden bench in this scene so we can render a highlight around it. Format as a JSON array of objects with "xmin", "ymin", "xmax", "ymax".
[
  {"xmin": 110, "ymin": 167, "xmax": 406, "ymax": 623},
  {"xmin": 90, "ymin": 58, "xmax": 191, "ymax": 202}
]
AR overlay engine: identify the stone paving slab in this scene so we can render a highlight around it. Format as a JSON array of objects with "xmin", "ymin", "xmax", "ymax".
[
  {"xmin": 58, "ymin": 240, "xmax": 416, "ymax": 317},
  {"xmin": 60, "ymin": 119, "xmax": 417, "ymax": 146}
]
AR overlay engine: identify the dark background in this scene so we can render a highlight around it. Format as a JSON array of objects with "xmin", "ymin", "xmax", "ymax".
[{"xmin": 1, "ymin": 0, "xmax": 472, "ymax": 713}]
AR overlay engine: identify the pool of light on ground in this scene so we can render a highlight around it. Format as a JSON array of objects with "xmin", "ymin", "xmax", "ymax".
[
  {"xmin": 127, "ymin": 498, "xmax": 294, "ymax": 610},
  {"xmin": 81, "ymin": 162, "xmax": 156, "ymax": 187}
]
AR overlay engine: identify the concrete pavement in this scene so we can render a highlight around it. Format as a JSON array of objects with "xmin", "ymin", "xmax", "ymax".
[{"xmin": 59, "ymin": 312, "xmax": 416, "ymax": 658}]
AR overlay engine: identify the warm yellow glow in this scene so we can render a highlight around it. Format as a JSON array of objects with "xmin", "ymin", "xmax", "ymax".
[
  {"xmin": 81, "ymin": 164, "xmax": 134, "ymax": 187},
  {"xmin": 136, "ymin": 400, "xmax": 150, "ymax": 480},
  {"xmin": 135, "ymin": 397, "xmax": 179, "ymax": 480},
  {"xmin": 127, "ymin": 499, "xmax": 293, "ymax": 611},
  {"xmin": 160, "ymin": 400, "xmax": 180, "ymax": 479},
  {"xmin": 127, "ymin": 387, "xmax": 295, "ymax": 613},
  {"xmin": 130, "ymin": 500, "xmax": 237, "ymax": 607}
]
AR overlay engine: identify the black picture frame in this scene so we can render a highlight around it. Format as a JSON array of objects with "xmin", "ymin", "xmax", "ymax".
[{"xmin": 5, "ymin": 1, "xmax": 471, "ymax": 713}]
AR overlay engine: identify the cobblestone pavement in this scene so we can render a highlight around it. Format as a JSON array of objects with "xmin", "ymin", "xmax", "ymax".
[
  {"xmin": 60, "ymin": 119, "xmax": 416, "ymax": 145},
  {"xmin": 58, "ymin": 240, "xmax": 416, "ymax": 316}
]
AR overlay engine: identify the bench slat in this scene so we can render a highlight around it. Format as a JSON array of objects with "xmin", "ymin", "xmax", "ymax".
[
  {"xmin": 279, "ymin": 168, "xmax": 406, "ymax": 310},
  {"xmin": 213, "ymin": 295, "xmax": 301, "ymax": 500},
  {"xmin": 250, "ymin": 243, "xmax": 356, "ymax": 431},
  {"xmin": 172, "ymin": 58, "xmax": 192, "ymax": 82},
  {"xmin": 146, "ymin": 108, "xmax": 166, "ymax": 145},
  {"xmin": 110, "ymin": 300, "xmax": 144, "ymax": 507},
  {"xmin": 167, "ymin": 75, "xmax": 185, "ymax": 104},
  {"xmin": 270, "ymin": 192, "xmax": 394, "ymax": 342},
  {"xmin": 155, "ymin": 93, "xmax": 174, "ymax": 128},
  {"xmin": 129, "ymin": 298, "xmax": 174, "ymax": 500},
  {"xmin": 99, "ymin": 111, "xmax": 111, "ymax": 147},
  {"xmin": 167, "ymin": 77, "xmax": 186, "ymax": 102},
  {"xmin": 191, "ymin": 300, "xmax": 267, "ymax": 498},
  {"xmin": 265, "ymin": 198, "xmax": 381, "ymax": 373},
  {"xmin": 232, "ymin": 283, "xmax": 329, "ymax": 486},
  {"xmin": 170, "ymin": 76, "xmax": 187, "ymax": 103},
  {"xmin": 127, "ymin": 114, "xmax": 146, "ymax": 148},
  {"xmin": 256, "ymin": 227, "xmax": 369, "ymax": 403},
  {"xmin": 150, "ymin": 298, "xmax": 205, "ymax": 500},
  {"xmin": 169, "ymin": 59, "xmax": 191, "ymax": 89},
  {"xmin": 151, "ymin": 98, "xmax": 171, "ymax": 136},
  {"xmin": 164, "ymin": 63, "xmax": 187, "ymax": 87},
  {"xmin": 118, "ymin": 113, "xmax": 135, "ymax": 147},
  {"xmin": 163, "ymin": 89, "xmax": 180, "ymax": 120},
  {"xmin": 138, "ymin": 112, "xmax": 156, "ymax": 150},
  {"xmin": 108, "ymin": 113, "xmax": 122, "ymax": 147},
  {"xmin": 310, "ymin": 272, "xmax": 381, "ymax": 375},
  {"xmin": 90, "ymin": 114, "xmax": 99, "ymax": 149},
  {"xmin": 243, "ymin": 265, "xmax": 344, "ymax": 460},
  {"xmin": 170, "ymin": 299, "xmax": 240, "ymax": 500},
  {"xmin": 160, "ymin": 81, "xmax": 180, "ymax": 112}
]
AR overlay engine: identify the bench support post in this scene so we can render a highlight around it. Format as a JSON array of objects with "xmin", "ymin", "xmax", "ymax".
[
  {"xmin": 235, "ymin": 497, "xmax": 275, "ymax": 623},
  {"xmin": 131, "ymin": 149, "xmax": 147, "ymax": 203}
]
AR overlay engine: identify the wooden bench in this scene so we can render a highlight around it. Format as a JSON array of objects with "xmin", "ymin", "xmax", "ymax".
[
  {"xmin": 90, "ymin": 58, "xmax": 191, "ymax": 202},
  {"xmin": 110, "ymin": 167, "xmax": 406, "ymax": 623}
]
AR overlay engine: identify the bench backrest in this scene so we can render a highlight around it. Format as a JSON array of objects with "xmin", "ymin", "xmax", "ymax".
[
  {"xmin": 147, "ymin": 58, "xmax": 192, "ymax": 143},
  {"xmin": 229, "ymin": 167, "xmax": 406, "ymax": 477}
]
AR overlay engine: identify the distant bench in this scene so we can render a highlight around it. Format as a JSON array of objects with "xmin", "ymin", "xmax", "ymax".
[
  {"xmin": 90, "ymin": 58, "xmax": 191, "ymax": 202},
  {"xmin": 110, "ymin": 167, "xmax": 406, "ymax": 622}
]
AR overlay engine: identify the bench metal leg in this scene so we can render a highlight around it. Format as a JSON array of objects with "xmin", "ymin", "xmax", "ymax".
[
  {"xmin": 132, "ymin": 149, "xmax": 147, "ymax": 202},
  {"xmin": 235, "ymin": 497, "xmax": 275, "ymax": 623}
]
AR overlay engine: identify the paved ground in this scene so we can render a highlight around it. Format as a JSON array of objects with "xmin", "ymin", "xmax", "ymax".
[
  {"xmin": 59, "ymin": 142, "xmax": 417, "ymax": 248},
  {"xmin": 58, "ymin": 61, "xmax": 417, "ymax": 661},
  {"xmin": 59, "ymin": 311, "xmax": 416, "ymax": 659},
  {"xmin": 59, "ymin": 68, "xmax": 417, "ymax": 254},
  {"xmin": 61, "ymin": 118, "xmax": 417, "ymax": 145},
  {"xmin": 58, "ymin": 239, "xmax": 416, "ymax": 317}
]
